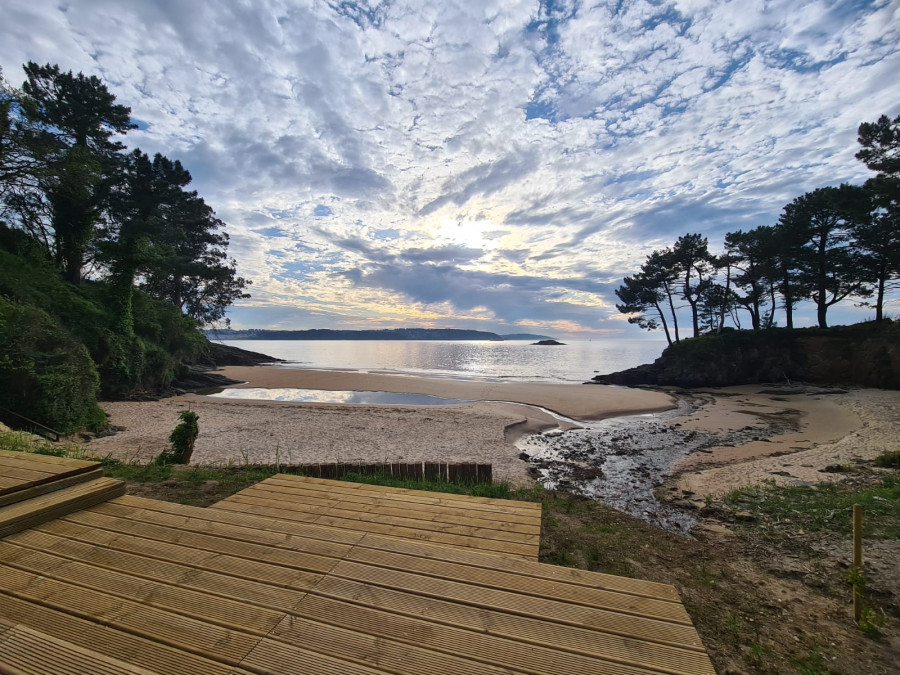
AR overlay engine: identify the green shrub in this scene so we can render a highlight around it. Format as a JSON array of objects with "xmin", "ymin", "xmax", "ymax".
[
  {"xmin": 874, "ymin": 451, "xmax": 900, "ymax": 469},
  {"xmin": 0, "ymin": 296, "xmax": 104, "ymax": 432},
  {"xmin": 155, "ymin": 410, "xmax": 199, "ymax": 464}
]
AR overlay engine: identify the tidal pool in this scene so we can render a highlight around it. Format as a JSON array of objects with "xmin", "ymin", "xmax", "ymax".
[{"xmin": 208, "ymin": 387, "xmax": 473, "ymax": 406}]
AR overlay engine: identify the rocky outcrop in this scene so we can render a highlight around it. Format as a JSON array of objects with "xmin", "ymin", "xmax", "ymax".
[
  {"xmin": 592, "ymin": 322, "xmax": 900, "ymax": 389},
  {"xmin": 532, "ymin": 339, "xmax": 566, "ymax": 346},
  {"xmin": 189, "ymin": 341, "xmax": 283, "ymax": 369},
  {"xmin": 171, "ymin": 341, "xmax": 284, "ymax": 393}
]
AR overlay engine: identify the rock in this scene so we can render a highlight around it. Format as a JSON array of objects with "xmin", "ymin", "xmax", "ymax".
[
  {"xmin": 820, "ymin": 464, "xmax": 847, "ymax": 473},
  {"xmin": 531, "ymin": 339, "xmax": 566, "ymax": 346},
  {"xmin": 734, "ymin": 511, "xmax": 756, "ymax": 522}
]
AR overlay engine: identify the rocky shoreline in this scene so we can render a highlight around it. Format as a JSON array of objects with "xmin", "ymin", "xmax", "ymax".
[
  {"xmin": 517, "ymin": 391, "xmax": 797, "ymax": 533},
  {"xmin": 515, "ymin": 383, "xmax": 884, "ymax": 534}
]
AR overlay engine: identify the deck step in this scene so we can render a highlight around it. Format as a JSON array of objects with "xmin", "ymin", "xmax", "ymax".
[
  {"xmin": 0, "ymin": 478, "xmax": 125, "ymax": 539},
  {"xmin": 0, "ymin": 449, "xmax": 103, "ymax": 508}
]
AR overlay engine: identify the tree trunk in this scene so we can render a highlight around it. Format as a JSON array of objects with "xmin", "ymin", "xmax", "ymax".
[
  {"xmin": 684, "ymin": 270, "xmax": 700, "ymax": 337},
  {"xmin": 663, "ymin": 281, "xmax": 680, "ymax": 342},
  {"xmin": 875, "ymin": 264, "xmax": 886, "ymax": 323},
  {"xmin": 717, "ymin": 264, "xmax": 731, "ymax": 334},
  {"xmin": 782, "ymin": 271, "xmax": 794, "ymax": 329},
  {"xmin": 63, "ymin": 247, "xmax": 83, "ymax": 284},
  {"xmin": 816, "ymin": 233, "xmax": 829, "ymax": 329},
  {"xmin": 817, "ymin": 301, "xmax": 828, "ymax": 329},
  {"xmin": 653, "ymin": 300, "xmax": 673, "ymax": 346}
]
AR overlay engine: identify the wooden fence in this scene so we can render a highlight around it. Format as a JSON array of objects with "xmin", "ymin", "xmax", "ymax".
[{"xmin": 240, "ymin": 461, "xmax": 493, "ymax": 484}]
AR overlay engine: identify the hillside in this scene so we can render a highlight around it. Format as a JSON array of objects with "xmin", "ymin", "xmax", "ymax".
[{"xmin": 0, "ymin": 229, "xmax": 208, "ymax": 431}]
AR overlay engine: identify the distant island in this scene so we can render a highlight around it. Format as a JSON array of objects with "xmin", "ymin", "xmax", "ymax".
[
  {"xmin": 500, "ymin": 333, "xmax": 557, "ymax": 341},
  {"xmin": 205, "ymin": 328, "xmax": 557, "ymax": 342}
]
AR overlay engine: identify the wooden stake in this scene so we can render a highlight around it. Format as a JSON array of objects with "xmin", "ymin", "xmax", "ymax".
[{"xmin": 853, "ymin": 503, "xmax": 863, "ymax": 623}]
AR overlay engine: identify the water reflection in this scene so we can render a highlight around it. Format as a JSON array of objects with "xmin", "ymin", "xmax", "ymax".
[
  {"xmin": 214, "ymin": 339, "xmax": 667, "ymax": 383},
  {"xmin": 209, "ymin": 387, "xmax": 472, "ymax": 406}
]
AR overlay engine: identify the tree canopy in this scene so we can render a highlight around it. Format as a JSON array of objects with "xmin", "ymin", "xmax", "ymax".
[
  {"xmin": 615, "ymin": 114, "xmax": 899, "ymax": 335},
  {"xmin": 1, "ymin": 62, "xmax": 248, "ymax": 323}
]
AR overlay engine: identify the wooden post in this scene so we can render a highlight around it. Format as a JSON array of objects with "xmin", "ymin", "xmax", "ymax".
[{"xmin": 853, "ymin": 504, "xmax": 863, "ymax": 623}]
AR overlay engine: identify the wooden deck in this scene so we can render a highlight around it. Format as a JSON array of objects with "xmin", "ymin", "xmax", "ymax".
[
  {"xmin": 0, "ymin": 449, "xmax": 102, "ymax": 507},
  {"xmin": 210, "ymin": 474, "xmax": 543, "ymax": 559},
  {"xmin": 0, "ymin": 459, "xmax": 715, "ymax": 674}
]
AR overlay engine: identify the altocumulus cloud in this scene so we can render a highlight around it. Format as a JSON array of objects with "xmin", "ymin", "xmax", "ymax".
[{"xmin": 1, "ymin": 0, "xmax": 898, "ymax": 335}]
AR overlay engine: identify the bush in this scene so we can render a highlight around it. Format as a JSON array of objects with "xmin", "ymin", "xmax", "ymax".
[
  {"xmin": 0, "ymin": 296, "xmax": 104, "ymax": 432},
  {"xmin": 155, "ymin": 410, "xmax": 199, "ymax": 465}
]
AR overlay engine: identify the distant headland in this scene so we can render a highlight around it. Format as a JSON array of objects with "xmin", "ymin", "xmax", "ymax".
[{"xmin": 205, "ymin": 328, "xmax": 556, "ymax": 342}]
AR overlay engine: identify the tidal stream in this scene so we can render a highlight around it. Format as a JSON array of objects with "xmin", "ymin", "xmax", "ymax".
[{"xmin": 516, "ymin": 394, "xmax": 794, "ymax": 534}]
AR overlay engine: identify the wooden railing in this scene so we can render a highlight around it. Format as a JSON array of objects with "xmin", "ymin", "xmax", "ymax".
[{"xmin": 0, "ymin": 407, "xmax": 61, "ymax": 442}]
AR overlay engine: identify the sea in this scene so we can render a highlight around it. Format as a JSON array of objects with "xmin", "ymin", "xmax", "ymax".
[{"xmin": 214, "ymin": 338, "xmax": 667, "ymax": 384}]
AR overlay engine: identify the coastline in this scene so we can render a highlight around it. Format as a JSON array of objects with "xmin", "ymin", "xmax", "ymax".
[
  {"xmin": 85, "ymin": 367, "xmax": 675, "ymax": 484},
  {"xmin": 214, "ymin": 365, "xmax": 676, "ymax": 421},
  {"xmin": 84, "ymin": 365, "xmax": 896, "ymax": 500}
]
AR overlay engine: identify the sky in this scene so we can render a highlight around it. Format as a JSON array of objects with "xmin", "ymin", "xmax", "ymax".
[{"xmin": 2, "ymin": 0, "xmax": 898, "ymax": 338}]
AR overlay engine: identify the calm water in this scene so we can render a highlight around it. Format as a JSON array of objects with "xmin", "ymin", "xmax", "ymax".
[
  {"xmin": 217, "ymin": 339, "xmax": 666, "ymax": 383},
  {"xmin": 212, "ymin": 388, "xmax": 473, "ymax": 406}
]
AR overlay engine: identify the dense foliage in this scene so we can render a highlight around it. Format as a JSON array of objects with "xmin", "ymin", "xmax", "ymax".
[
  {"xmin": 0, "ymin": 62, "xmax": 249, "ymax": 430},
  {"xmin": 616, "ymin": 115, "xmax": 900, "ymax": 342}
]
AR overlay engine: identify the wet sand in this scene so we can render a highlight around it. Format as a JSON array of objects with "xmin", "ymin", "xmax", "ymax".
[{"xmin": 216, "ymin": 366, "xmax": 675, "ymax": 420}]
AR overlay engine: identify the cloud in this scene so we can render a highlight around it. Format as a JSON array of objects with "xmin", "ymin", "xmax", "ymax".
[{"xmin": 1, "ymin": 0, "xmax": 897, "ymax": 335}]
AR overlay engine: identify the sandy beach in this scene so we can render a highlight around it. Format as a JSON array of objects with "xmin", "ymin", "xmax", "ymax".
[
  {"xmin": 84, "ymin": 366, "xmax": 898, "ymax": 493},
  {"xmin": 216, "ymin": 365, "xmax": 675, "ymax": 421},
  {"xmin": 86, "ymin": 368, "xmax": 675, "ymax": 483},
  {"xmin": 669, "ymin": 385, "xmax": 900, "ymax": 497}
]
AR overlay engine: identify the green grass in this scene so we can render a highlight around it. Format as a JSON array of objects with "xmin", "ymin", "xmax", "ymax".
[
  {"xmin": 874, "ymin": 451, "xmax": 900, "ymax": 469},
  {"xmin": 724, "ymin": 475, "xmax": 900, "ymax": 539}
]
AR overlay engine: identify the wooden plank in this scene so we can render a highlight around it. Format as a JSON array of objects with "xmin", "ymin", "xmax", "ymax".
[
  {"xmin": 0, "ymin": 449, "xmax": 97, "ymax": 470},
  {"xmin": 235, "ymin": 478, "xmax": 542, "ymax": 521},
  {"xmin": 0, "ymin": 624, "xmax": 162, "ymax": 675},
  {"xmin": 344, "ymin": 546, "xmax": 689, "ymax": 623},
  {"xmin": 266, "ymin": 473, "xmax": 541, "ymax": 512},
  {"xmin": 0, "ymin": 467, "xmax": 104, "ymax": 508},
  {"xmin": 246, "ymin": 478, "xmax": 542, "ymax": 523},
  {"xmin": 88, "ymin": 499, "xmax": 359, "ymax": 558},
  {"xmin": 2, "ymin": 531, "xmax": 312, "ymax": 614},
  {"xmin": 311, "ymin": 576, "xmax": 714, "ymax": 674},
  {"xmin": 267, "ymin": 613, "xmax": 515, "ymax": 675},
  {"xmin": 0, "ymin": 478, "xmax": 125, "ymax": 538},
  {"xmin": 61, "ymin": 510, "xmax": 344, "ymax": 575},
  {"xmin": 0, "ymin": 592, "xmax": 242, "ymax": 675},
  {"xmin": 311, "ymin": 513, "xmax": 538, "ymax": 559},
  {"xmin": 327, "ymin": 561, "xmax": 704, "ymax": 650},
  {"xmin": 227, "ymin": 484, "xmax": 542, "ymax": 533},
  {"xmin": 0, "ymin": 464, "xmax": 58, "ymax": 483},
  {"xmin": 317, "ymin": 503, "xmax": 539, "ymax": 545},
  {"xmin": 357, "ymin": 532, "xmax": 681, "ymax": 602},
  {"xmin": 291, "ymin": 593, "xmax": 699, "ymax": 675},
  {"xmin": 238, "ymin": 638, "xmax": 391, "ymax": 675},
  {"xmin": 0, "ymin": 541, "xmax": 284, "ymax": 636},
  {"xmin": 0, "ymin": 565, "xmax": 260, "ymax": 666},
  {"xmin": 110, "ymin": 495, "xmax": 366, "ymax": 545},
  {"xmin": 32, "ymin": 519, "xmax": 323, "ymax": 593},
  {"xmin": 218, "ymin": 492, "xmax": 540, "ymax": 545}
]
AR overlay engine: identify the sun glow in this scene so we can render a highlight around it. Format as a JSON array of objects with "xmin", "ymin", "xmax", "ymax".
[{"xmin": 434, "ymin": 216, "xmax": 501, "ymax": 251}]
